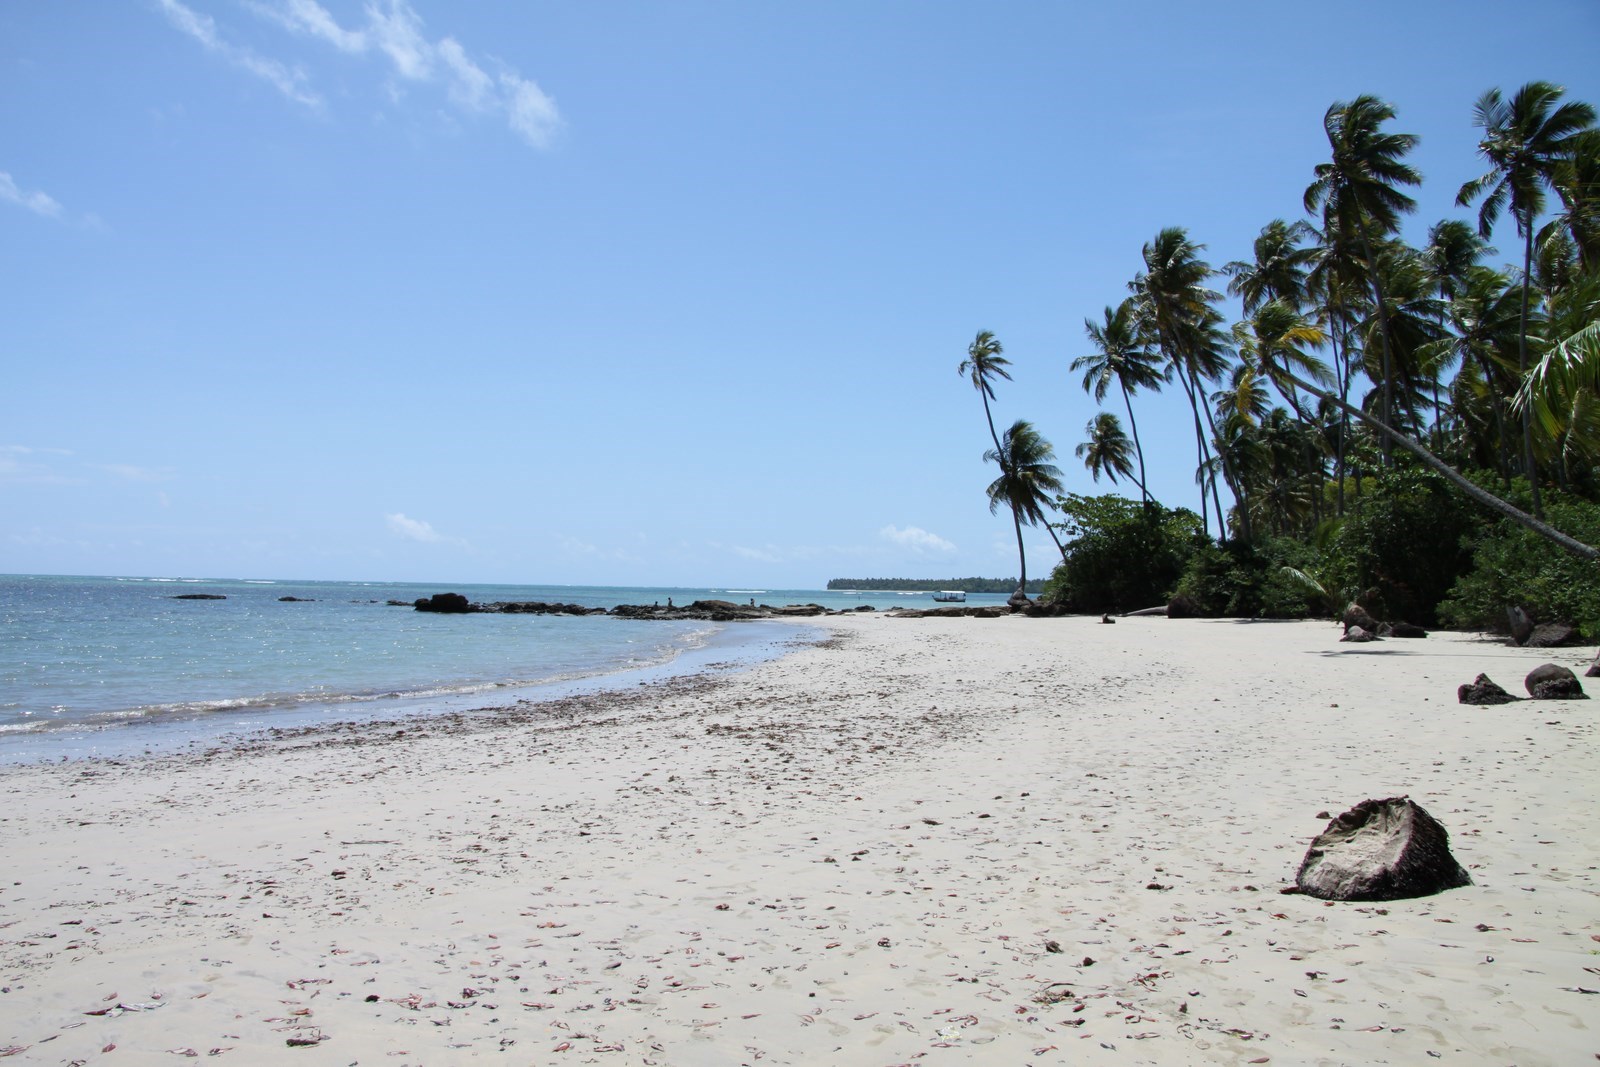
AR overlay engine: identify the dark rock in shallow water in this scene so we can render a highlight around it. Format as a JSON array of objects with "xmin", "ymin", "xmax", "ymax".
[
  {"xmin": 171, "ymin": 593, "xmax": 226, "ymax": 600},
  {"xmin": 414, "ymin": 592, "xmax": 474, "ymax": 613},
  {"xmin": 278, "ymin": 596, "xmax": 314, "ymax": 602},
  {"xmin": 1458, "ymin": 673, "xmax": 1518, "ymax": 705},
  {"xmin": 1525, "ymin": 662, "xmax": 1587, "ymax": 700},
  {"xmin": 1295, "ymin": 797, "xmax": 1471, "ymax": 901}
]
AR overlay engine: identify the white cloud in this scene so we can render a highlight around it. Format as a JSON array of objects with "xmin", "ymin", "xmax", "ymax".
[
  {"xmin": 0, "ymin": 445, "xmax": 75, "ymax": 485},
  {"xmin": 0, "ymin": 172, "xmax": 63, "ymax": 218},
  {"xmin": 243, "ymin": 0, "xmax": 562, "ymax": 147},
  {"xmin": 386, "ymin": 512, "xmax": 458, "ymax": 545},
  {"xmin": 98, "ymin": 463, "xmax": 175, "ymax": 483},
  {"xmin": 157, "ymin": 0, "xmax": 321, "ymax": 108},
  {"xmin": 879, "ymin": 524, "xmax": 957, "ymax": 555}
]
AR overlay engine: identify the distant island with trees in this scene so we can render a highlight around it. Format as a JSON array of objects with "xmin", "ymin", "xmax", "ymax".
[{"xmin": 826, "ymin": 578, "xmax": 1045, "ymax": 594}]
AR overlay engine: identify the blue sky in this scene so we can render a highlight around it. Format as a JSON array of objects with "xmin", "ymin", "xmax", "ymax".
[{"xmin": 4, "ymin": 1, "xmax": 1598, "ymax": 587}]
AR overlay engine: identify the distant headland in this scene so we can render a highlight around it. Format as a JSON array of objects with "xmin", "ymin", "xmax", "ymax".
[{"xmin": 826, "ymin": 578, "xmax": 1044, "ymax": 594}]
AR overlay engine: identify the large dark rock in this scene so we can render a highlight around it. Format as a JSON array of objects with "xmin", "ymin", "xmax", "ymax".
[
  {"xmin": 1387, "ymin": 622, "xmax": 1429, "ymax": 639},
  {"xmin": 1295, "ymin": 797, "xmax": 1472, "ymax": 901},
  {"xmin": 1525, "ymin": 663, "xmax": 1588, "ymax": 700},
  {"xmin": 414, "ymin": 592, "xmax": 474, "ymax": 613},
  {"xmin": 1507, "ymin": 605, "xmax": 1535, "ymax": 646},
  {"xmin": 1340, "ymin": 625, "xmax": 1379, "ymax": 643},
  {"xmin": 1524, "ymin": 623, "xmax": 1583, "ymax": 648},
  {"xmin": 1342, "ymin": 602, "xmax": 1380, "ymax": 634},
  {"xmin": 171, "ymin": 593, "xmax": 226, "ymax": 600},
  {"xmin": 1166, "ymin": 594, "xmax": 1199, "ymax": 619},
  {"xmin": 1458, "ymin": 673, "xmax": 1518, "ymax": 705}
]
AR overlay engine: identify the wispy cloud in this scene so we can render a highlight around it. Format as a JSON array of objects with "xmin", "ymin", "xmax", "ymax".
[
  {"xmin": 0, "ymin": 445, "xmax": 75, "ymax": 485},
  {"xmin": 386, "ymin": 512, "xmax": 464, "ymax": 547},
  {"xmin": 248, "ymin": 0, "xmax": 562, "ymax": 147},
  {"xmin": 0, "ymin": 172, "xmax": 63, "ymax": 219},
  {"xmin": 157, "ymin": 0, "xmax": 321, "ymax": 108},
  {"xmin": 879, "ymin": 524, "xmax": 957, "ymax": 555},
  {"xmin": 97, "ymin": 463, "xmax": 176, "ymax": 483}
]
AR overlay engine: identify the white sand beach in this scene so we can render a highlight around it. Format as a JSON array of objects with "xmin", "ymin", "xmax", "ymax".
[{"xmin": 1, "ymin": 615, "xmax": 1596, "ymax": 1065}]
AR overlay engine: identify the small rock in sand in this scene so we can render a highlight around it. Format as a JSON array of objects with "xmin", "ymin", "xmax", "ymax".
[
  {"xmin": 1525, "ymin": 663, "xmax": 1588, "ymax": 700},
  {"xmin": 1295, "ymin": 797, "xmax": 1471, "ymax": 902}
]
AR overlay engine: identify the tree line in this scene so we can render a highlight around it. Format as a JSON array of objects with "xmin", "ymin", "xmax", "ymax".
[{"xmin": 961, "ymin": 81, "xmax": 1600, "ymax": 631}]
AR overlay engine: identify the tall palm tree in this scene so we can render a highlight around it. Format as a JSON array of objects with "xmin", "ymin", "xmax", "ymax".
[
  {"xmin": 1307, "ymin": 220, "xmax": 1370, "ymax": 513},
  {"xmin": 957, "ymin": 330, "xmax": 1013, "ymax": 459},
  {"xmin": 1420, "ymin": 220, "xmax": 1493, "ymax": 437},
  {"xmin": 1457, "ymin": 80, "xmax": 1597, "ymax": 517},
  {"xmin": 1305, "ymin": 95, "xmax": 1422, "ymax": 464},
  {"xmin": 1224, "ymin": 219, "xmax": 1318, "ymax": 314},
  {"xmin": 1075, "ymin": 412, "xmax": 1137, "ymax": 488},
  {"xmin": 1130, "ymin": 227, "xmax": 1240, "ymax": 541},
  {"xmin": 1072, "ymin": 298, "xmax": 1164, "ymax": 506},
  {"xmin": 984, "ymin": 420, "xmax": 1066, "ymax": 602},
  {"xmin": 1541, "ymin": 128, "xmax": 1600, "ymax": 271}
]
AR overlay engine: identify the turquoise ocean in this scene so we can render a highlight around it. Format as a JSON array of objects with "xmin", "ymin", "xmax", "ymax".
[{"xmin": 0, "ymin": 574, "xmax": 1006, "ymax": 764}]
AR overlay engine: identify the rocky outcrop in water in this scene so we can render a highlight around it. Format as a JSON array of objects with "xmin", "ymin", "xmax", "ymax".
[{"xmin": 407, "ymin": 594, "xmax": 857, "ymax": 621}]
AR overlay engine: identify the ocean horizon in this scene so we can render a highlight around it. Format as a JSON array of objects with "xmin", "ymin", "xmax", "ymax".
[{"xmin": 0, "ymin": 573, "xmax": 1011, "ymax": 764}]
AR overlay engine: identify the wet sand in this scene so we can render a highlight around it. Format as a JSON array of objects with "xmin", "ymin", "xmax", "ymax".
[{"xmin": 1, "ymin": 615, "xmax": 1595, "ymax": 1065}]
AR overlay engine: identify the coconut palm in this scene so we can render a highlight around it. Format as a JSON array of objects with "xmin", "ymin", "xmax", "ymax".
[
  {"xmin": 1130, "ymin": 227, "xmax": 1241, "ymax": 541},
  {"xmin": 1457, "ymin": 80, "xmax": 1597, "ymax": 515},
  {"xmin": 1224, "ymin": 219, "xmax": 1318, "ymax": 313},
  {"xmin": 984, "ymin": 420, "xmax": 1067, "ymax": 601},
  {"xmin": 1307, "ymin": 220, "xmax": 1371, "ymax": 512},
  {"xmin": 957, "ymin": 330, "xmax": 1013, "ymax": 458},
  {"xmin": 1541, "ymin": 129, "xmax": 1600, "ymax": 271},
  {"xmin": 1305, "ymin": 95, "xmax": 1422, "ymax": 464},
  {"xmin": 1075, "ymin": 412, "xmax": 1137, "ymax": 488},
  {"xmin": 1420, "ymin": 220, "xmax": 1494, "ymax": 435},
  {"xmin": 1072, "ymin": 298, "xmax": 1164, "ymax": 505}
]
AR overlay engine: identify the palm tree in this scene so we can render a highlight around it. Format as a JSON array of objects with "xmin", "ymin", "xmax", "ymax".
[
  {"xmin": 1458, "ymin": 80, "xmax": 1597, "ymax": 517},
  {"xmin": 957, "ymin": 330, "xmax": 1013, "ymax": 458},
  {"xmin": 1307, "ymin": 220, "xmax": 1370, "ymax": 513},
  {"xmin": 1421, "ymin": 220, "xmax": 1493, "ymax": 433},
  {"xmin": 1224, "ymin": 219, "xmax": 1318, "ymax": 313},
  {"xmin": 1305, "ymin": 95, "xmax": 1422, "ymax": 463},
  {"xmin": 1130, "ymin": 227, "xmax": 1240, "ymax": 541},
  {"xmin": 1541, "ymin": 128, "xmax": 1600, "ymax": 271},
  {"xmin": 1072, "ymin": 298, "xmax": 1164, "ymax": 506},
  {"xmin": 984, "ymin": 420, "xmax": 1067, "ymax": 602},
  {"xmin": 1075, "ymin": 412, "xmax": 1137, "ymax": 487}
]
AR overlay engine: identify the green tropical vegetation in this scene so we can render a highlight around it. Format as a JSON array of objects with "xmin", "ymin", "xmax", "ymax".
[{"xmin": 957, "ymin": 81, "xmax": 1600, "ymax": 637}]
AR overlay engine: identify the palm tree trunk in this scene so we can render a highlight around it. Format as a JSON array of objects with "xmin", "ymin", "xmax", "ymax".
[
  {"xmin": 1011, "ymin": 507, "xmax": 1029, "ymax": 599},
  {"xmin": 1518, "ymin": 223, "xmax": 1545, "ymax": 519},
  {"xmin": 1272, "ymin": 361, "xmax": 1599, "ymax": 562},
  {"xmin": 1358, "ymin": 222, "xmax": 1399, "ymax": 468},
  {"xmin": 1193, "ymin": 368, "xmax": 1253, "ymax": 543},
  {"xmin": 1120, "ymin": 381, "xmax": 1151, "ymax": 510}
]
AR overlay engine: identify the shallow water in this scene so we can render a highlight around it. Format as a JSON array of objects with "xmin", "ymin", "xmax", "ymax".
[{"xmin": 0, "ymin": 575, "xmax": 1005, "ymax": 762}]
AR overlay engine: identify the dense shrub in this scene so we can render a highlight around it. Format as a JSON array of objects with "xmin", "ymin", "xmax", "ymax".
[
  {"xmin": 1322, "ymin": 470, "xmax": 1480, "ymax": 625},
  {"xmin": 1439, "ymin": 487, "xmax": 1600, "ymax": 639},
  {"xmin": 1042, "ymin": 494, "xmax": 1203, "ymax": 613},
  {"xmin": 1171, "ymin": 537, "xmax": 1326, "ymax": 619}
]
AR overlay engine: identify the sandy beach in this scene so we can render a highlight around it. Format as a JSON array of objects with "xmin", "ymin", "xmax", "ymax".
[{"xmin": 1, "ymin": 614, "xmax": 1596, "ymax": 1066}]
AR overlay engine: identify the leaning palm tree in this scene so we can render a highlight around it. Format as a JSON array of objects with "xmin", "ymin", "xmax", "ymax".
[
  {"xmin": 1457, "ymin": 80, "xmax": 1597, "ymax": 517},
  {"xmin": 984, "ymin": 419, "xmax": 1066, "ymax": 602},
  {"xmin": 958, "ymin": 330, "xmax": 1013, "ymax": 458},
  {"xmin": 1305, "ymin": 95, "xmax": 1422, "ymax": 464},
  {"xmin": 1075, "ymin": 412, "xmax": 1137, "ymax": 488},
  {"xmin": 1072, "ymin": 298, "xmax": 1164, "ymax": 506}
]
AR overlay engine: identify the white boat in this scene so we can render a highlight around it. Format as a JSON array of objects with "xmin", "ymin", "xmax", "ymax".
[{"xmin": 932, "ymin": 590, "xmax": 966, "ymax": 603}]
